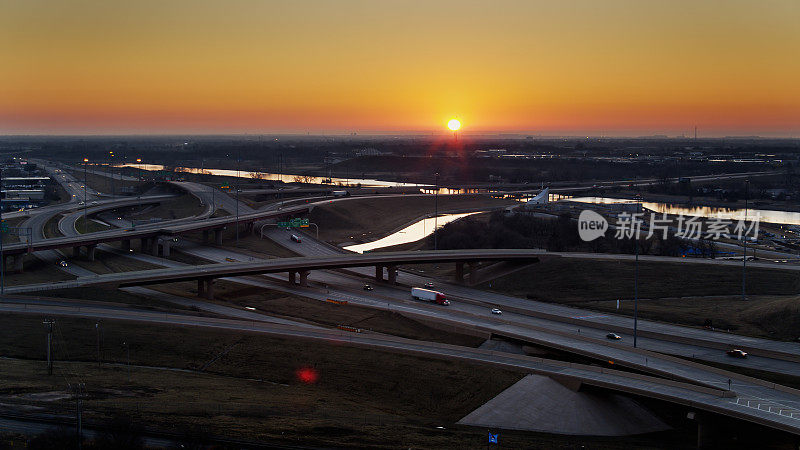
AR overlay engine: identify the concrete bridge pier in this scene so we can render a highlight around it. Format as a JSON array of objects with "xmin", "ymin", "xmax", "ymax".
[
  {"xmin": 197, "ymin": 277, "xmax": 214, "ymax": 299},
  {"xmin": 387, "ymin": 265, "xmax": 397, "ymax": 284},
  {"xmin": 158, "ymin": 237, "xmax": 171, "ymax": 257},
  {"xmin": 468, "ymin": 262, "xmax": 478, "ymax": 285},
  {"xmin": 5, "ymin": 255, "xmax": 24, "ymax": 273},
  {"xmin": 375, "ymin": 265, "xmax": 383, "ymax": 281},
  {"xmin": 214, "ymin": 228, "xmax": 223, "ymax": 245},
  {"xmin": 86, "ymin": 245, "xmax": 97, "ymax": 261},
  {"xmin": 121, "ymin": 239, "xmax": 131, "ymax": 252},
  {"xmin": 140, "ymin": 238, "xmax": 150, "ymax": 254},
  {"xmin": 454, "ymin": 262, "xmax": 477, "ymax": 284},
  {"xmin": 202, "ymin": 230, "xmax": 209, "ymax": 243},
  {"xmin": 298, "ymin": 270, "xmax": 309, "ymax": 287},
  {"xmin": 73, "ymin": 246, "xmax": 82, "ymax": 258},
  {"xmin": 455, "ymin": 262, "xmax": 465, "ymax": 283},
  {"xmin": 289, "ymin": 271, "xmax": 297, "ymax": 285}
]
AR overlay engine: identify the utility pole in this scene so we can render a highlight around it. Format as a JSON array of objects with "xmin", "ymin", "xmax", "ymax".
[
  {"xmin": 136, "ymin": 158, "xmax": 142, "ymax": 225},
  {"xmin": 43, "ymin": 319, "xmax": 55, "ymax": 375},
  {"xmin": 95, "ymin": 321, "xmax": 101, "ymax": 366},
  {"xmin": 434, "ymin": 172, "xmax": 439, "ymax": 250},
  {"xmin": 74, "ymin": 382, "xmax": 84, "ymax": 449},
  {"xmin": 123, "ymin": 341, "xmax": 131, "ymax": 382},
  {"xmin": 742, "ymin": 179, "xmax": 749, "ymax": 300},
  {"xmin": 236, "ymin": 150, "xmax": 240, "ymax": 246},
  {"xmin": 83, "ymin": 158, "xmax": 88, "ymax": 233}
]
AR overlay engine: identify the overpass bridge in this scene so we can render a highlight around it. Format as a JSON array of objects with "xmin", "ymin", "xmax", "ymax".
[
  {"xmin": 7, "ymin": 249, "xmax": 542, "ymax": 299},
  {"xmin": 0, "ymin": 201, "xmax": 316, "ymax": 266}
]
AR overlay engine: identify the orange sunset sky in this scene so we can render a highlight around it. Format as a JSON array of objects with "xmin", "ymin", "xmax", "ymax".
[{"xmin": 1, "ymin": 0, "xmax": 798, "ymax": 136}]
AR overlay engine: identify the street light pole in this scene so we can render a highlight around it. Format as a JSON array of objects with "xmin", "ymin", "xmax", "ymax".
[
  {"xmin": 434, "ymin": 172, "xmax": 439, "ymax": 250},
  {"xmin": 83, "ymin": 158, "xmax": 88, "ymax": 233},
  {"xmin": 742, "ymin": 179, "xmax": 749, "ymax": 301}
]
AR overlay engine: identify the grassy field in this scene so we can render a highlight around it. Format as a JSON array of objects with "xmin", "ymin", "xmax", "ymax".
[
  {"xmin": 308, "ymin": 195, "xmax": 515, "ymax": 244},
  {"xmin": 592, "ymin": 294, "xmax": 800, "ymax": 341},
  {"xmin": 476, "ymin": 257, "xmax": 800, "ymax": 340},
  {"xmin": 479, "ymin": 257, "xmax": 799, "ymax": 302},
  {"xmin": 0, "ymin": 314, "xmax": 536, "ymax": 449}
]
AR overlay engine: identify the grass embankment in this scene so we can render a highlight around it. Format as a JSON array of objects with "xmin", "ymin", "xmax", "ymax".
[
  {"xmin": 308, "ymin": 195, "xmax": 515, "ymax": 245},
  {"xmin": 42, "ymin": 214, "xmax": 63, "ymax": 239},
  {"xmin": 1, "ymin": 256, "xmax": 75, "ymax": 286},
  {"xmin": 478, "ymin": 257, "xmax": 800, "ymax": 340},
  {"xmin": 0, "ymin": 217, "xmax": 26, "ymax": 244},
  {"xmin": 65, "ymin": 168, "xmax": 141, "ymax": 194},
  {"xmin": 74, "ymin": 216, "xmax": 113, "ymax": 234},
  {"xmin": 128, "ymin": 193, "xmax": 205, "ymax": 221},
  {"xmin": 0, "ymin": 314, "xmax": 533, "ymax": 449}
]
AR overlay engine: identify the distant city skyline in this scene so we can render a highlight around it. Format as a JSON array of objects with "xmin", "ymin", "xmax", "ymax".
[{"xmin": 2, "ymin": 0, "xmax": 798, "ymax": 136}]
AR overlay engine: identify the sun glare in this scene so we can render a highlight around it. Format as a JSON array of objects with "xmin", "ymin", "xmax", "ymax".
[{"xmin": 447, "ymin": 119, "xmax": 461, "ymax": 131}]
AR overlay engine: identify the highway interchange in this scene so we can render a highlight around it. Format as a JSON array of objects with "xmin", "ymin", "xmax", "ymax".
[{"xmin": 3, "ymin": 159, "xmax": 800, "ymax": 438}]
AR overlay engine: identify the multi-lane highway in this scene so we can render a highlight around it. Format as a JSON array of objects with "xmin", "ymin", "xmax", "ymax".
[{"xmin": 7, "ymin": 158, "xmax": 800, "ymax": 438}]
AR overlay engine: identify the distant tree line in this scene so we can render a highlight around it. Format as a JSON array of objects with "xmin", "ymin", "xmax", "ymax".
[{"xmin": 432, "ymin": 211, "xmax": 688, "ymax": 257}]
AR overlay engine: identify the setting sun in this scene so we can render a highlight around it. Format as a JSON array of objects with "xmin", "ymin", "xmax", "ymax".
[{"xmin": 447, "ymin": 119, "xmax": 461, "ymax": 131}]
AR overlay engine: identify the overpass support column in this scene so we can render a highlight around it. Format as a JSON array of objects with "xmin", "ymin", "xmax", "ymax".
[
  {"xmin": 11, "ymin": 255, "xmax": 24, "ymax": 273},
  {"xmin": 289, "ymin": 271, "xmax": 297, "ymax": 285},
  {"xmin": 205, "ymin": 278, "xmax": 214, "ymax": 300},
  {"xmin": 140, "ymin": 238, "xmax": 150, "ymax": 254},
  {"xmin": 121, "ymin": 239, "xmax": 131, "ymax": 252},
  {"xmin": 299, "ymin": 270, "xmax": 309, "ymax": 287},
  {"xmin": 202, "ymin": 230, "xmax": 209, "ymax": 243},
  {"xmin": 375, "ymin": 265, "xmax": 383, "ymax": 282},
  {"xmin": 468, "ymin": 262, "xmax": 477, "ymax": 285},
  {"xmin": 159, "ymin": 237, "xmax": 171, "ymax": 257},
  {"xmin": 73, "ymin": 246, "xmax": 82, "ymax": 258},
  {"xmin": 86, "ymin": 245, "xmax": 97, "ymax": 261},
  {"xmin": 148, "ymin": 238, "xmax": 158, "ymax": 255},
  {"xmin": 455, "ymin": 262, "xmax": 465, "ymax": 283},
  {"xmin": 197, "ymin": 278, "xmax": 206, "ymax": 297},
  {"xmin": 387, "ymin": 265, "xmax": 397, "ymax": 284},
  {"xmin": 214, "ymin": 228, "xmax": 223, "ymax": 245}
]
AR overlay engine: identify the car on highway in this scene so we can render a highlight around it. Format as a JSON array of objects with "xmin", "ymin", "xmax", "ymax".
[
  {"xmin": 225, "ymin": 257, "xmax": 238, "ymax": 262},
  {"xmin": 57, "ymin": 260, "xmax": 68, "ymax": 267},
  {"xmin": 363, "ymin": 284, "xmax": 374, "ymax": 291},
  {"xmin": 424, "ymin": 282, "xmax": 435, "ymax": 288},
  {"xmin": 726, "ymin": 349, "xmax": 748, "ymax": 358},
  {"xmin": 290, "ymin": 234, "xmax": 301, "ymax": 243},
  {"xmin": 606, "ymin": 333, "xmax": 622, "ymax": 340},
  {"xmin": 90, "ymin": 201, "xmax": 98, "ymax": 205},
  {"xmin": 491, "ymin": 308, "xmax": 502, "ymax": 315}
]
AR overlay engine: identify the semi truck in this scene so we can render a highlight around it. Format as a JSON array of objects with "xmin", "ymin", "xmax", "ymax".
[{"xmin": 411, "ymin": 287, "xmax": 450, "ymax": 305}]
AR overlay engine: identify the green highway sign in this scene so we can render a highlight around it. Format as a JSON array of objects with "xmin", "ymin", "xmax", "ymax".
[{"xmin": 278, "ymin": 218, "xmax": 309, "ymax": 228}]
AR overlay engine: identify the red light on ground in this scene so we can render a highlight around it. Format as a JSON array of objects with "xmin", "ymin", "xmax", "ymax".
[{"xmin": 296, "ymin": 367, "xmax": 319, "ymax": 384}]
